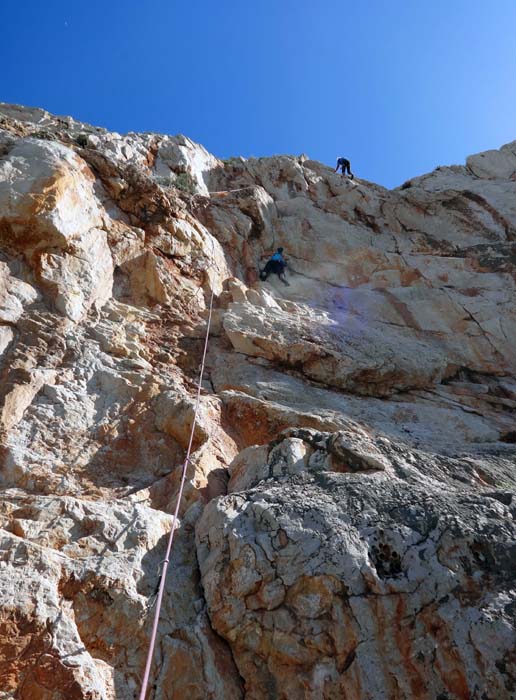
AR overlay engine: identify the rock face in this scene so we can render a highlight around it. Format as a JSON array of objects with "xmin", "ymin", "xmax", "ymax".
[
  {"xmin": 0, "ymin": 103, "xmax": 514, "ymax": 699},
  {"xmin": 197, "ymin": 433, "xmax": 515, "ymax": 700}
]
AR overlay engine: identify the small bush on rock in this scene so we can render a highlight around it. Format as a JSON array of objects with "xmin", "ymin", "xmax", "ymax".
[
  {"xmin": 174, "ymin": 172, "xmax": 196, "ymax": 194},
  {"xmin": 76, "ymin": 134, "xmax": 89, "ymax": 148}
]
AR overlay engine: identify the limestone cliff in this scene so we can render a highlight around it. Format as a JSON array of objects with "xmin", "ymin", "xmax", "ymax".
[{"xmin": 0, "ymin": 103, "xmax": 514, "ymax": 700}]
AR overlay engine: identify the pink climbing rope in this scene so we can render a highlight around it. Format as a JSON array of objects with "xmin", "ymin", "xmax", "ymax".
[{"xmin": 138, "ymin": 284, "xmax": 215, "ymax": 700}]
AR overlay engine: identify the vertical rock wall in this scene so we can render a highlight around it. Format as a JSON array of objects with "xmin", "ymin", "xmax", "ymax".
[{"xmin": 0, "ymin": 103, "xmax": 514, "ymax": 699}]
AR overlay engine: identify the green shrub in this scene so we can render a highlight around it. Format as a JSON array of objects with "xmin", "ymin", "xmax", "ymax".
[
  {"xmin": 31, "ymin": 130, "xmax": 55, "ymax": 141},
  {"xmin": 152, "ymin": 172, "xmax": 196, "ymax": 194},
  {"xmin": 153, "ymin": 175, "xmax": 174, "ymax": 187},
  {"xmin": 76, "ymin": 133, "xmax": 89, "ymax": 148},
  {"xmin": 174, "ymin": 172, "xmax": 196, "ymax": 194}
]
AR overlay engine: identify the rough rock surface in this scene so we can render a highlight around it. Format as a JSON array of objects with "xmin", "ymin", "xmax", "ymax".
[
  {"xmin": 0, "ymin": 103, "xmax": 514, "ymax": 699},
  {"xmin": 197, "ymin": 433, "xmax": 515, "ymax": 700}
]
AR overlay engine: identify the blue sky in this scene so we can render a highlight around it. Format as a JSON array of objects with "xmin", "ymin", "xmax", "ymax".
[{"xmin": 1, "ymin": 0, "xmax": 515, "ymax": 187}]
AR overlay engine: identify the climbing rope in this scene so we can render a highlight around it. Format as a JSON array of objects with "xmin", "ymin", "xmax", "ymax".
[{"xmin": 138, "ymin": 272, "xmax": 216, "ymax": 700}]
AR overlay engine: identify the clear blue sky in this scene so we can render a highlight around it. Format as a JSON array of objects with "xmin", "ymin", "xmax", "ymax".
[{"xmin": 1, "ymin": 0, "xmax": 515, "ymax": 187}]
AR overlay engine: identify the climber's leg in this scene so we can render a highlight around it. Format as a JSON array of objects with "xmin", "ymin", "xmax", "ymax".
[
  {"xmin": 277, "ymin": 262, "xmax": 290, "ymax": 285},
  {"xmin": 260, "ymin": 261, "xmax": 274, "ymax": 281},
  {"xmin": 343, "ymin": 159, "xmax": 354, "ymax": 179}
]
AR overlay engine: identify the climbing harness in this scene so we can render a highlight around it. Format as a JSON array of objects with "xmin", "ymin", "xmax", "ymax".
[{"xmin": 138, "ymin": 241, "xmax": 217, "ymax": 700}]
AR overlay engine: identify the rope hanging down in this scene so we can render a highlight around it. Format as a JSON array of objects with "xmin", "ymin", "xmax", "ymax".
[{"xmin": 138, "ymin": 282, "xmax": 215, "ymax": 700}]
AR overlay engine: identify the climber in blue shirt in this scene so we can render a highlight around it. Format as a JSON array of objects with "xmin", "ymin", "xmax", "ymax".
[
  {"xmin": 335, "ymin": 156, "xmax": 354, "ymax": 179},
  {"xmin": 260, "ymin": 247, "xmax": 289, "ymax": 285},
  {"xmin": 270, "ymin": 250, "xmax": 285, "ymax": 263}
]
